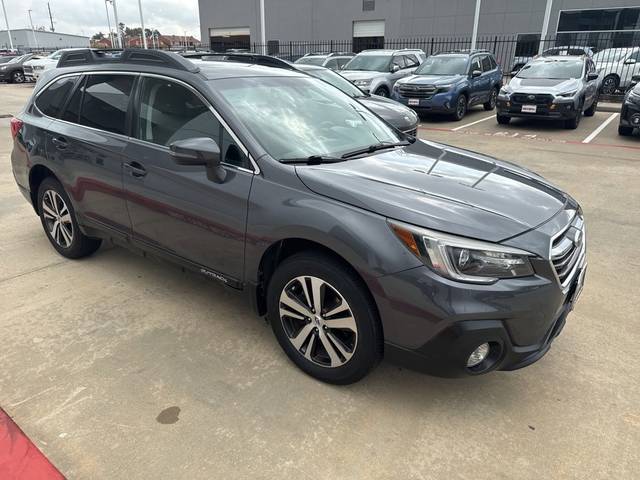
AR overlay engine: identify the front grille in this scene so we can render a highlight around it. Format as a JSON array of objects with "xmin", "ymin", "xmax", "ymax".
[
  {"xmin": 32, "ymin": 65, "xmax": 44, "ymax": 71},
  {"xmin": 550, "ymin": 214, "xmax": 585, "ymax": 288},
  {"xmin": 398, "ymin": 84, "xmax": 436, "ymax": 98},
  {"xmin": 511, "ymin": 93, "xmax": 554, "ymax": 105}
]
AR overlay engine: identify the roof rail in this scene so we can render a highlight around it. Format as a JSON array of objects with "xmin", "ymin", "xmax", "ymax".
[
  {"xmin": 436, "ymin": 48, "xmax": 491, "ymax": 55},
  {"xmin": 182, "ymin": 51, "xmax": 297, "ymax": 70},
  {"xmin": 57, "ymin": 48, "xmax": 200, "ymax": 73}
]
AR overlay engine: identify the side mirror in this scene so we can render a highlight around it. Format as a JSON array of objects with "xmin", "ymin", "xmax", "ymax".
[
  {"xmin": 587, "ymin": 72, "xmax": 599, "ymax": 81},
  {"xmin": 391, "ymin": 64, "xmax": 400, "ymax": 73},
  {"xmin": 631, "ymin": 74, "xmax": 640, "ymax": 87},
  {"xmin": 624, "ymin": 58, "xmax": 637, "ymax": 65},
  {"xmin": 169, "ymin": 137, "xmax": 226, "ymax": 183},
  {"xmin": 471, "ymin": 69, "xmax": 482, "ymax": 78}
]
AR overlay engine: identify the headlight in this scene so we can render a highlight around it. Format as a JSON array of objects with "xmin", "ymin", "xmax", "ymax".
[
  {"xmin": 499, "ymin": 87, "xmax": 511, "ymax": 96},
  {"xmin": 626, "ymin": 90, "xmax": 640, "ymax": 105},
  {"xmin": 353, "ymin": 79, "xmax": 372, "ymax": 87},
  {"xmin": 436, "ymin": 84, "xmax": 454, "ymax": 93},
  {"xmin": 389, "ymin": 221, "xmax": 535, "ymax": 283},
  {"xmin": 557, "ymin": 90, "xmax": 577, "ymax": 98},
  {"xmin": 0, "ymin": 66, "xmax": 6, "ymax": 70}
]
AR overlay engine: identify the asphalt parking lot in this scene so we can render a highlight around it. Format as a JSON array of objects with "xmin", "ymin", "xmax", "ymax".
[{"xmin": 1, "ymin": 82, "xmax": 639, "ymax": 479}]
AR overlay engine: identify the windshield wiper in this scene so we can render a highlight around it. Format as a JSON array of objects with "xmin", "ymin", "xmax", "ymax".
[
  {"xmin": 280, "ymin": 155, "xmax": 346, "ymax": 165},
  {"xmin": 340, "ymin": 140, "xmax": 413, "ymax": 159}
]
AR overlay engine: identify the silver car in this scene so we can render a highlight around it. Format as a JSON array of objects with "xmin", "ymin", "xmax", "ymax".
[{"xmin": 340, "ymin": 49, "xmax": 426, "ymax": 97}]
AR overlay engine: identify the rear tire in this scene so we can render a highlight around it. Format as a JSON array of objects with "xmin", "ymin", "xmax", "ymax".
[
  {"xmin": 483, "ymin": 88, "xmax": 498, "ymax": 110},
  {"xmin": 37, "ymin": 177, "xmax": 102, "ymax": 259},
  {"xmin": 496, "ymin": 114, "xmax": 510, "ymax": 125},
  {"xmin": 618, "ymin": 125, "xmax": 634, "ymax": 136},
  {"xmin": 600, "ymin": 74, "xmax": 619, "ymax": 95},
  {"xmin": 266, "ymin": 252, "xmax": 382, "ymax": 384}
]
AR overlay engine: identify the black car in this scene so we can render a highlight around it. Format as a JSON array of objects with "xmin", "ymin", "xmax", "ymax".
[
  {"xmin": 11, "ymin": 49, "xmax": 586, "ymax": 384},
  {"xmin": 619, "ymin": 75, "xmax": 640, "ymax": 136},
  {"xmin": 0, "ymin": 54, "xmax": 40, "ymax": 84}
]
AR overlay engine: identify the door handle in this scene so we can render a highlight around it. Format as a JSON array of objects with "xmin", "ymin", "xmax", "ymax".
[
  {"xmin": 51, "ymin": 136, "xmax": 68, "ymax": 149},
  {"xmin": 123, "ymin": 161, "xmax": 147, "ymax": 178}
]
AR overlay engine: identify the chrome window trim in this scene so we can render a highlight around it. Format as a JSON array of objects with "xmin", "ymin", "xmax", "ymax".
[{"xmin": 32, "ymin": 70, "xmax": 260, "ymax": 175}]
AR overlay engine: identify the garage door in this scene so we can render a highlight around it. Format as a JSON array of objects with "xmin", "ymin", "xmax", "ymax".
[
  {"xmin": 210, "ymin": 27, "xmax": 250, "ymax": 37},
  {"xmin": 353, "ymin": 20, "xmax": 385, "ymax": 38}
]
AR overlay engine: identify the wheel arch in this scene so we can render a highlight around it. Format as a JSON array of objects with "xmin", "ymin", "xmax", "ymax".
[{"xmin": 28, "ymin": 164, "xmax": 58, "ymax": 213}]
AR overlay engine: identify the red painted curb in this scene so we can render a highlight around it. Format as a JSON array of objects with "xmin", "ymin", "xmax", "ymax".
[{"xmin": 0, "ymin": 408, "xmax": 65, "ymax": 480}]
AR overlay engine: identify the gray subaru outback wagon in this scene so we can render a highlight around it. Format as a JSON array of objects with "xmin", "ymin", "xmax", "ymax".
[{"xmin": 10, "ymin": 49, "xmax": 586, "ymax": 384}]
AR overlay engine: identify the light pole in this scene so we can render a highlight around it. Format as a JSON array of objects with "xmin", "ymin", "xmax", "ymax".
[
  {"xmin": 28, "ymin": 9, "xmax": 39, "ymax": 51},
  {"xmin": 259, "ymin": 0, "xmax": 266, "ymax": 54},
  {"xmin": 137, "ymin": 0, "xmax": 147, "ymax": 49},
  {"xmin": 470, "ymin": 0, "xmax": 481, "ymax": 50},
  {"xmin": 0, "ymin": 0, "xmax": 13, "ymax": 50},
  {"xmin": 539, "ymin": 0, "xmax": 554, "ymax": 54},
  {"xmin": 112, "ymin": 0, "xmax": 122, "ymax": 48},
  {"xmin": 104, "ymin": 0, "xmax": 113, "ymax": 48}
]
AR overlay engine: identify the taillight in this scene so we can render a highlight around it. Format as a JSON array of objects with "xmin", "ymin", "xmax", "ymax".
[{"xmin": 10, "ymin": 117, "xmax": 23, "ymax": 139}]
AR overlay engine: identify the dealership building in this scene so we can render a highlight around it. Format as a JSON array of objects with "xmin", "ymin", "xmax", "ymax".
[
  {"xmin": 198, "ymin": 0, "xmax": 640, "ymax": 52},
  {"xmin": 0, "ymin": 29, "xmax": 89, "ymax": 51}
]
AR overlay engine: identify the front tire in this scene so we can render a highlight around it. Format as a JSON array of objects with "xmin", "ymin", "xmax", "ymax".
[
  {"xmin": 496, "ymin": 114, "xmax": 511, "ymax": 125},
  {"xmin": 451, "ymin": 94, "xmax": 467, "ymax": 121},
  {"xmin": 37, "ymin": 177, "xmax": 102, "ymax": 259},
  {"xmin": 11, "ymin": 71, "xmax": 25, "ymax": 84},
  {"xmin": 600, "ymin": 74, "xmax": 619, "ymax": 95},
  {"xmin": 267, "ymin": 252, "xmax": 382, "ymax": 384},
  {"xmin": 564, "ymin": 101, "xmax": 583, "ymax": 129},
  {"xmin": 584, "ymin": 96, "xmax": 598, "ymax": 117},
  {"xmin": 618, "ymin": 125, "xmax": 634, "ymax": 136}
]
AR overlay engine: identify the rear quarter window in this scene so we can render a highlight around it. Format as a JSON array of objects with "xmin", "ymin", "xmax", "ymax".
[{"xmin": 35, "ymin": 76, "xmax": 78, "ymax": 118}]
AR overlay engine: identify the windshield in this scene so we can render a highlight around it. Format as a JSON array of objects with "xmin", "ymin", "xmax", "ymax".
[
  {"xmin": 295, "ymin": 56, "xmax": 326, "ymax": 66},
  {"xmin": 517, "ymin": 60, "xmax": 583, "ymax": 79},
  {"xmin": 415, "ymin": 56, "xmax": 468, "ymax": 75},
  {"xmin": 593, "ymin": 49, "xmax": 632, "ymax": 63},
  {"xmin": 304, "ymin": 68, "xmax": 365, "ymax": 97},
  {"xmin": 344, "ymin": 55, "xmax": 391, "ymax": 72},
  {"xmin": 213, "ymin": 76, "xmax": 401, "ymax": 160},
  {"xmin": 48, "ymin": 50, "xmax": 63, "ymax": 60}
]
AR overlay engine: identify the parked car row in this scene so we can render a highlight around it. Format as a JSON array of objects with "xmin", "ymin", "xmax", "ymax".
[{"xmin": 10, "ymin": 48, "xmax": 587, "ymax": 384}]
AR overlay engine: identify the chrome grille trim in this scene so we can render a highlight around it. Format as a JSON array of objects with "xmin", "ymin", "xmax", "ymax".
[
  {"xmin": 550, "ymin": 213, "xmax": 586, "ymax": 292},
  {"xmin": 398, "ymin": 84, "xmax": 436, "ymax": 98}
]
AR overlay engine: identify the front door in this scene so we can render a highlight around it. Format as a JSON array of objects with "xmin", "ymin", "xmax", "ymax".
[{"xmin": 122, "ymin": 76, "xmax": 254, "ymax": 281}]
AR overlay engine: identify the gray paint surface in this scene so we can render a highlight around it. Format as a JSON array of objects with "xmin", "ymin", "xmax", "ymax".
[{"xmin": 198, "ymin": 0, "xmax": 640, "ymax": 44}]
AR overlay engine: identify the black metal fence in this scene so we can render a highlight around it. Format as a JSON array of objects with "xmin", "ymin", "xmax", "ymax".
[{"xmin": 228, "ymin": 32, "xmax": 640, "ymax": 96}]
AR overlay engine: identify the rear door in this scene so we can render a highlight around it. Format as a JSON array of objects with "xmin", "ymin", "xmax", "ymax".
[
  {"xmin": 467, "ymin": 56, "xmax": 484, "ymax": 104},
  {"xmin": 584, "ymin": 59, "xmax": 598, "ymax": 106},
  {"xmin": 121, "ymin": 75, "xmax": 254, "ymax": 282},
  {"xmin": 44, "ymin": 73, "xmax": 135, "ymax": 234}
]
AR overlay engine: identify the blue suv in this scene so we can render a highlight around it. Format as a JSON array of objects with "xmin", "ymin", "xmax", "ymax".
[{"xmin": 392, "ymin": 50, "xmax": 503, "ymax": 120}]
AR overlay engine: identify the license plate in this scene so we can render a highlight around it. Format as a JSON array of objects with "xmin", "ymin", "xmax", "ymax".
[
  {"xmin": 521, "ymin": 104, "xmax": 537, "ymax": 113},
  {"xmin": 408, "ymin": 98, "xmax": 420, "ymax": 106}
]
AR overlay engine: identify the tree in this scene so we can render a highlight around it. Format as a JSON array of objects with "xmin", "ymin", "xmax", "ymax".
[{"xmin": 92, "ymin": 32, "xmax": 105, "ymax": 41}]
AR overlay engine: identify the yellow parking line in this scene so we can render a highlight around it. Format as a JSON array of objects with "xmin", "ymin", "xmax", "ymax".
[
  {"xmin": 451, "ymin": 114, "xmax": 496, "ymax": 131},
  {"xmin": 582, "ymin": 113, "xmax": 619, "ymax": 144}
]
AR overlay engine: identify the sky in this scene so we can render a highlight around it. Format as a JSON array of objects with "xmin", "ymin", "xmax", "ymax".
[{"xmin": 2, "ymin": 0, "xmax": 201, "ymax": 39}]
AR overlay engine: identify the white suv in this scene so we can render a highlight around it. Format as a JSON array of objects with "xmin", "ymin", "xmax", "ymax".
[
  {"xmin": 594, "ymin": 47, "xmax": 640, "ymax": 94},
  {"xmin": 340, "ymin": 49, "xmax": 426, "ymax": 97},
  {"xmin": 23, "ymin": 48, "xmax": 87, "ymax": 82}
]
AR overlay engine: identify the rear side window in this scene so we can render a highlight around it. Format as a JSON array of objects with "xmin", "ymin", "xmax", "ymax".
[
  {"xmin": 61, "ymin": 76, "xmax": 84, "ymax": 123},
  {"xmin": 35, "ymin": 76, "xmax": 78, "ymax": 118},
  {"xmin": 79, "ymin": 74, "xmax": 134, "ymax": 135},
  {"xmin": 481, "ymin": 55, "xmax": 492, "ymax": 71},
  {"xmin": 489, "ymin": 56, "xmax": 497, "ymax": 69}
]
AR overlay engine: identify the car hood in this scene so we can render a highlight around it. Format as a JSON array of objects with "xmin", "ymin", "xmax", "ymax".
[
  {"xmin": 341, "ymin": 70, "xmax": 387, "ymax": 81},
  {"xmin": 358, "ymin": 95, "xmax": 418, "ymax": 131},
  {"xmin": 508, "ymin": 77, "xmax": 580, "ymax": 93},
  {"xmin": 24, "ymin": 58, "xmax": 56, "ymax": 67},
  {"xmin": 295, "ymin": 140, "xmax": 567, "ymax": 243},
  {"xmin": 397, "ymin": 74, "xmax": 465, "ymax": 86}
]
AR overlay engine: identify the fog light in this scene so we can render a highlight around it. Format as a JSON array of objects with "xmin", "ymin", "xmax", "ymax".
[{"xmin": 467, "ymin": 343, "xmax": 490, "ymax": 367}]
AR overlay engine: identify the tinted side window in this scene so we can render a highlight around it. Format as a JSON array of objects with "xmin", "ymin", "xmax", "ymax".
[
  {"xmin": 79, "ymin": 75, "xmax": 134, "ymax": 135},
  {"xmin": 324, "ymin": 58, "xmax": 338, "ymax": 69},
  {"xmin": 469, "ymin": 57, "xmax": 482, "ymax": 73},
  {"xmin": 392, "ymin": 55, "xmax": 405, "ymax": 69},
  {"xmin": 337, "ymin": 58, "xmax": 350, "ymax": 68},
  {"xmin": 481, "ymin": 55, "xmax": 492, "ymax": 72},
  {"xmin": 137, "ymin": 77, "xmax": 220, "ymax": 147},
  {"xmin": 404, "ymin": 54, "xmax": 419, "ymax": 68},
  {"xmin": 35, "ymin": 76, "xmax": 78, "ymax": 118},
  {"xmin": 61, "ymin": 76, "xmax": 85, "ymax": 123}
]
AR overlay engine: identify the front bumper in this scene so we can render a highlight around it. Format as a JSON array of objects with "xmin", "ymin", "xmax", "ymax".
[
  {"xmin": 392, "ymin": 91, "xmax": 457, "ymax": 113},
  {"xmin": 497, "ymin": 97, "xmax": 578, "ymax": 120},
  {"xmin": 620, "ymin": 102, "xmax": 640, "ymax": 128},
  {"xmin": 375, "ymin": 251, "xmax": 586, "ymax": 378}
]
